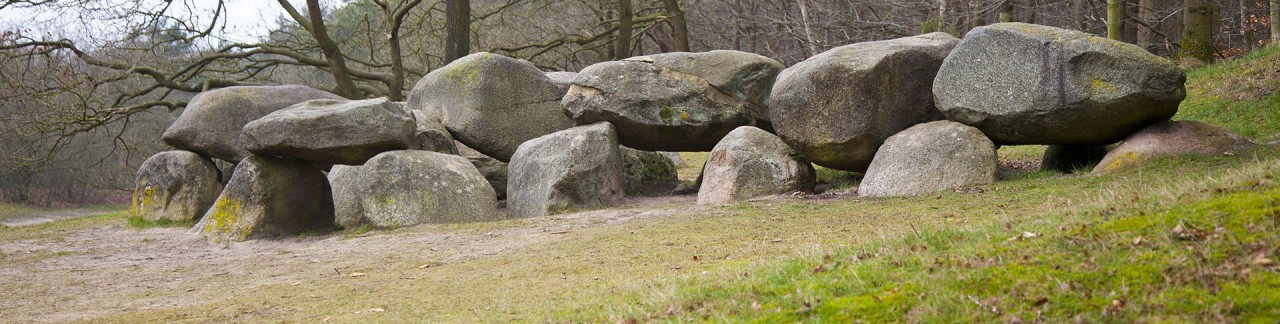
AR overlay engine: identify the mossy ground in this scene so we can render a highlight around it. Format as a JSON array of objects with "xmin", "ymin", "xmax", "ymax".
[{"xmin": 3, "ymin": 46, "xmax": 1280, "ymax": 322}]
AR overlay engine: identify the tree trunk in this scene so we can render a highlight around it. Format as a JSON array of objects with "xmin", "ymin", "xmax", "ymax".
[
  {"xmin": 1108, "ymin": 0, "xmax": 1124, "ymax": 40},
  {"xmin": 661, "ymin": 0, "xmax": 690, "ymax": 52},
  {"xmin": 1182, "ymin": 0, "xmax": 1216, "ymax": 63},
  {"xmin": 1271, "ymin": 0, "xmax": 1279, "ymax": 43},
  {"xmin": 444, "ymin": 0, "xmax": 470, "ymax": 64},
  {"xmin": 796, "ymin": 0, "xmax": 819, "ymax": 56},
  {"xmin": 305, "ymin": 0, "xmax": 359, "ymax": 99},
  {"xmin": 1241, "ymin": 0, "xmax": 1255, "ymax": 52},
  {"xmin": 614, "ymin": 0, "xmax": 633, "ymax": 60},
  {"xmin": 1137, "ymin": 0, "xmax": 1161, "ymax": 51}
]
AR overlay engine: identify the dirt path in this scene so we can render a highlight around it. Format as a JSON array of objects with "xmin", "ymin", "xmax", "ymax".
[
  {"xmin": 0, "ymin": 209, "xmax": 115, "ymax": 227},
  {"xmin": 0, "ymin": 196, "xmax": 706, "ymax": 322}
]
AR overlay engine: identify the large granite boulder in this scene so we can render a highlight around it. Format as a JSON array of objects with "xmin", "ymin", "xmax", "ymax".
[
  {"xmin": 241, "ymin": 97, "xmax": 415, "ymax": 166},
  {"xmin": 934, "ymin": 23, "xmax": 1186, "ymax": 145},
  {"xmin": 457, "ymin": 141, "xmax": 508, "ymax": 200},
  {"xmin": 406, "ymin": 52, "xmax": 575, "ymax": 161},
  {"xmin": 771, "ymin": 33, "xmax": 959, "ymax": 172},
  {"xmin": 131, "ymin": 151, "xmax": 223, "ymax": 222},
  {"xmin": 193, "ymin": 155, "xmax": 335, "ymax": 243},
  {"xmin": 1041, "ymin": 145, "xmax": 1109, "ymax": 173},
  {"xmin": 562, "ymin": 51, "xmax": 784, "ymax": 151},
  {"xmin": 620, "ymin": 147, "xmax": 681, "ymax": 196},
  {"xmin": 859, "ymin": 121, "xmax": 998, "ymax": 197},
  {"xmin": 329, "ymin": 150, "xmax": 498, "ymax": 229},
  {"xmin": 545, "ymin": 71, "xmax": 577, "ymax": 92},
  {"xmin": 698, "ymin": 126, "xmax": 815, "ymax": 204},
  {"xmin": 407, "ymin": 108, "xmax": 459, "ymax": 154},
  {"xmin": 162, "ymin": 85, "xmax": 343, "ymax": 162},
  {"xmin": 1094, "ymin": 121, "xmax": 1254, "ymax": 172},
  {"xmin": 507, "ymin": 122, "xmax": 625, "ymax": 218}
]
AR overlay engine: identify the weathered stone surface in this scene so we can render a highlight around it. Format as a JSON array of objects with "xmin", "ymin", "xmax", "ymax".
[
  {"xmin": 771, "ymin": 33, "xmax": 959, "ymax": 171},
  {"xmin": 698, "ymin": 126, "xmax": 815, "ymax": 204},
  {"xmin": 545, "ymin": 71, "xmax": 577, "ymax": 92},
  {"xmin": 1094, "ymin": 121, "xmax": 1254, "ymax": 172},
  {"xmin": 563, "ymin": 51, "xmax": 783, "ymax": 151},
  {"xmin": 329, "ymin": 150, "xmax": 497, "ymax": 229},
  {"xmin": 507, "ymin": 123, "xmax": 624, "ymax": 218},
  {"xmin": 934, "ymin": 23, "xmax": 1186, "ymax": 145},
  {"xmin": 241, "ymin": 97, "xmax": 415, "ymax": 166},
  {"xmin": 162, "ymin": 85, "xmax": 343, "ymax": 162},
  {"xmin": 620, "ymin": 147, "xmax": 680, "ymax": 196},
  {"xmin": 407, "ymin": 52, "xmax": 575, "ymax": 161},
  {"xmin": 661, "ymin": 152, "xmax": 688, "ymax": 168},
  {"xmin": 132, "ymin": 151, "xmax": 223, "ymax": 222},
  {"xmin": 457, "ymin": 141, "xmax": 508, "ymax": 200},
  {"xmin": 408, "ymin": 109, "xmax": 459, "ymax": 154},
  {"xmin": 193, "ymin": 155, "xmax": 335, "ymax": 243},
  {"xmin": 859, "ymin": 121, "xmax": 997, "ymax": 197},
  {"xmin": 1041, "ymin": 145, "xmax": 1109, "ymax": 173}
]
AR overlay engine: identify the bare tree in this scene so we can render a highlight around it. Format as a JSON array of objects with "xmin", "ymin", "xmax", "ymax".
[
  {"xmin": 1182, "ymin": 0, "xmax": 1216, "ymax": 63},
  {"xmin": 444, "ymin": 0, "xmax": 470, "ymax": 63}
]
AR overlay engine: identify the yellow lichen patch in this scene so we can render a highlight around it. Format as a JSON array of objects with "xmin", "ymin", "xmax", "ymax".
[
  {"xmin": 203, "ymin": 196, "xmax": 243, "ymax": 240},
  {"xmin": 1090, "ymin": 79, "xmax": 1116, "ymax": 98},
  {"xmin": 680, "ymin": 112, "xmax": 689, "ymax": 120},
  {"xmin": 132, "ymin": 178, "xmax": 157, "ymax": 217},
  {"xmin": 1099, "ymin": 151, "xmax": 1147, "ymax": 172}
]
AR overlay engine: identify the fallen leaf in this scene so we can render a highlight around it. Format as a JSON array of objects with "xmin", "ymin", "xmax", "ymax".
[
  {"xmin": 369, "ymin": 308, "xmax": 385, "ymax": 312},
  {"xmin": 770, "ymin": 238, "xmax": 783, "ymax": 243},
  {"xmin": 1132, "ymin": 236, "xmax": 1143, "ymax": 246},
  {"xmin": 349, "ymin": 272, "xmax": 366, "ymax": 278}
]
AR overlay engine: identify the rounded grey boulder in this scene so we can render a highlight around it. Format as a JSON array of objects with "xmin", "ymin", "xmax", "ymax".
[
  {"xmin": 698, "ymin": 126, "xmax": 815, "ymax": 204},
  {"xmin": 193, "ymin": 155, "xmax": 335, "ymax": 243},
  {"xmin": 507, "ymin": 122, "xmax": 625, "ymax": 218},
  {"xmin": 934, "ymin": 23, "xmax": 1186, "ymax": 145},
  {"xmin": 329, "ymin": 150, "xmax": 498, "ymax": 229},
  {"xmin": 241, "ymin": 97, "xmax": 416, "ymax": 166},
  {"xmin": 859, "ymin": 121, "xmax": 997, "ymax": 197},
  {"xmin": 562, "ymin": 51, "xmax": 783, "ymax": 151},
  {"xmin": 771, "ymin": 33, "xmax": 959, "ymax": 172},
  {"xmin": 162, "ymin": 85, "xmax": 343, "ymax": 162},
  {"xmin": 132, "ymin": 151, "xmax": 223, "ymax": 222},
  {"xmin": 407, "ymin": 52, "xmax": 575, "ymax": 162}
]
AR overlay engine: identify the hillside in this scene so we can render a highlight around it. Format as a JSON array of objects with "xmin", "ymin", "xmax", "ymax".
[{"xmin": 0, "ymin": 50, "xmax": 1277, "ymax": 322}]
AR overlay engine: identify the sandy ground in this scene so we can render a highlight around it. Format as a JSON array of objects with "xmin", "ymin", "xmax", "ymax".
[{"xmin": 0, "ymin": 196, "xmax": 707, "ymax": 322}]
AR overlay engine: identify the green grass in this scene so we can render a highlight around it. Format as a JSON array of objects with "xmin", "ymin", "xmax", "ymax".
[
  {"xmin": 0, "ymin": 202, "xmax": 38, "ymax": 219},
  {"xmin": 600, "ymin": 148, "xmax": 1280, "ymax": 322},
  {"xmin": 1177, "ymin": 45, "xmax": 1280, "ymax": 139},
  {"xmin": 126, "ymin": 216, "xmax": 196, "ymax": 229}
]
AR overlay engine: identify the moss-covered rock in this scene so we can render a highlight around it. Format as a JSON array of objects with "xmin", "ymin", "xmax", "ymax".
[
  {"xmin": 132, "ymin": 151, "xmax": 222, "ymax": 222},
  {"xmin": 192, "ymin": 155, "xmax": 335, "ymax": 243},
  {"xmin": 934, "ymin": 23, "xmax": 1186, "ymax": 145},
  {"xmin": 698, "ymin": 126, "xmax": 815, "ymax": 204},
  {"xmin": 562, "ymin": 51, "xmax": 783, "ymax": 151},
  {"xmin": 329, "ymin": 150, "xmax": 498, "ymax": 229},
  {"xmin": 406, "ymin": 52, "xmax": 574, "ymax": 162},
  {"xmin": 1094, "ymin": 121, "xmax": 1254, "ymax": 173},
  {"xmin": 620, "ymin": 147, "xmax": 680, "ymax": 196},
  {"xmin": 771, "ymin": 33, "xmax": 958, "ymax": 172},
  {"xmin": 162, "ymin": 85, "xmax": 342, "ymax": 162}
]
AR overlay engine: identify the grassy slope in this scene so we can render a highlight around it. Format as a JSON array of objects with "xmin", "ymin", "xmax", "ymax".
[{"xmin": 603, "ymin": 48, "xmax": 1280, "ymax": 322}]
